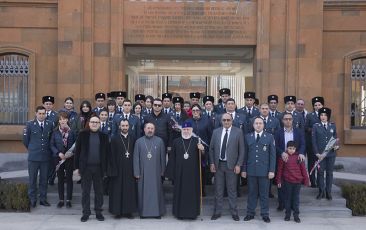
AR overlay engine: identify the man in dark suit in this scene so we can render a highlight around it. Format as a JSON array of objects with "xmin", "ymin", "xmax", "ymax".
[
  {"xmin": 92, "ymin": 93, "xmax": 106, "ymax": 116},
  {"xmin": 242, "ymin": 117, "xmax": 276, "ymax": 223},
  {"xmin": 274, "ymin": 112, "xmax": 306, "ymax": 210},
  {"xmin": 74, "ymin": 115, "xmax": 110, "ymax": 222},
  {"xmin": 162, "ymin": 93, "xmax": 173, "ymax": 115},
  {"xmin": 209, "ymin": 113, "xmax": 245, "ymax": 221},
  {"xmin": 23, "ymin": 106, "xmax": 53, "ymax": 208}
]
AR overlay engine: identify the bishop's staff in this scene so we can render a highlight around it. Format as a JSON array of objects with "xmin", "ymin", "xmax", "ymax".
[{"xmin": 197, "ymin": 137, "xmax": 204, "ymax": 221}]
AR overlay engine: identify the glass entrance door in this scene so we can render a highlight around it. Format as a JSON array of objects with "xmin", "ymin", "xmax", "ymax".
[{"xmin": 125, "ymin": 47, "xmax": 254, "ymax": 107}]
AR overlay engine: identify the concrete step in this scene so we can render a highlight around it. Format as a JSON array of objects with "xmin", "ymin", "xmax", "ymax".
[{"xmin": 30, "ymin": 182, "xmax": 351, "ymax": 218}]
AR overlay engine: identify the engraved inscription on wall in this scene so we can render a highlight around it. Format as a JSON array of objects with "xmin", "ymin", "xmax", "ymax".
[{"xmin": 124, "ymin": 1, "xmax": 257, "ymax": 45}]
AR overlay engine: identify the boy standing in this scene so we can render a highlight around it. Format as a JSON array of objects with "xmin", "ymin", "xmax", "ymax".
[{"xmin": 276, "ymin": 141, "xmax": 310, "ymax": 223}]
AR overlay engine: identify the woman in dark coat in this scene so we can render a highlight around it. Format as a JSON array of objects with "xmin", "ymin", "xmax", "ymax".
[{"xmin": 50, "ymin": 111, "xmax": 77, "ymax": 208}]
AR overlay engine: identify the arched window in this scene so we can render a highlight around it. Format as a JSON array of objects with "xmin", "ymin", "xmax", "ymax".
[
  {"xmin": 350, "ymin": 58, "xmax": 366, "ymax": 128},
  {"xmin": 0, "ymin": 53, "xmax": 29, "ymax": 124}
]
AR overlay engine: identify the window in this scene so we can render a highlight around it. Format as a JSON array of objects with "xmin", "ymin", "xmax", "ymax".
[
  {"xmin": 0, "ymin": 53, "xmax": 29, "ymax": 124},
  {"xmin": 350, "ymin": 58, "xmax": 366, "ymax": 128}
]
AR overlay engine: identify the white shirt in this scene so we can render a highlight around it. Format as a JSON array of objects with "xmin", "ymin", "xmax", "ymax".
[
  {"xmin": 37, "ymin": 120, "xmax": 44, "ymax": 128},
  {"xmin": 322, "ymin": 122, "xmax": 328, "ymax": 129},
  {"xmin": 228, "ymin": 111, "xmax": 236, "ymax": 120},
  {"xmin": 101, "ymin": 121, "xmax": 106, "ymax": 128},
  {"xmin": 255, "ymin": 130, "xmax": 264, "ymax": 138},
  {"xmin": 284, "ymin": 127, "xmax": 294, "ymax": 146},
  {"xmin": 220, "ymin": 126, "xmax": 232, "ymax": 161},
  {"xmin": 123, "ymin": 113, "xmax": 130, "ymax": 120}
]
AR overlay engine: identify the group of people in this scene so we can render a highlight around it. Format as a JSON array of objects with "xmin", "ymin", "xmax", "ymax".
[{"xmin": 22, "ymin": 88, "xmax": 339, "ymax": 224}]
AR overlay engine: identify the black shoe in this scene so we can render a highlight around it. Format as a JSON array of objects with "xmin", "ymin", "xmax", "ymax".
[
  {"xmin": 81, "ymin": 215, "xmax": 89, "ymax": 222},
  {"xmin": 277, "ymin": 205, "xmax": 284, "ymax": 211},
  {"xmin": 243, "ymin": 215, "xmax": 254, "ymax": 221},
  {"xmin": 211, "ymin": 214, "xmax": 221, "ymax": 220},
  {"xmin": 262, "ymin": 216, "xmax": 271, "ymax": 223},
  {"xmin": 294, "ymin": 216, "xmax": 301, "ymax": 223},
  {"xmin": 57, "ymin": 201, "xmax": 64, "ymax": 208},
  {"xmin": 326, "ymin": 192, "xmax": 333, "ymax": 200},
  {"xmin": 40, "ymin": 201, "xmax": 50, "ymax": 206},
  {"xmin": 77, "ymin": 179, "xmax": 81, "ymax": 184},
  {"xmin": 124, "ymin": 213, "xmax": 134, "ymax": 219},
  {"xmin": 66, "ymin": 201, "xmax": 72, "ymax": 208},
  {"xmin": 96, "ymin": 213, "xmax": 105, "ymax": 221},
  {"xmin": 154, "ymin": 216, "xmax": 161, "ymax": 219},
  {"xmin": 316, "ymin": 192, "xmax": 325, "ymax": 200},
  {"xmin": 284, "ymin": 216, "xmax": 290, "ymax": 221},
  {"xmin": 31, "ymin": 201, "xmax": 37, "ymax": 208},
  {"xmin": 232, "ymin": 215, "xmax": 239, "ymax": 221},
  {"xmin": 269, "ymin": 193, "xmax": 275, "ymax": 198}
]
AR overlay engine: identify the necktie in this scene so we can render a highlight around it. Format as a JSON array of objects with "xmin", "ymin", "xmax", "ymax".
[
  {"xmin": 102, "ymin": 123, "xmax": 105, "ymax": 131},
  {"xmin": 125, "ymin": 115, "xmax": 128, "ymax": 120},
  {"xmin": 208, "ymin": 112, "xmax": 211, "ymax": 118},
  {"xmin": 248, "ymin": 108, "xmax": 251, "ymax": 116},
  {"xmin": 220, "ymin": 129, "xmax": 228, "ymax": 160},
  {"xmin": 176, "ymin": 113, "xmax": 180, "ymax": 120},
  {"xmin": 40, "ymin": 123, "xmax": 44, "ymax": 131},
  {"xmin": 271, "ymin": 112, "xmax": 274, "ymax": 117},
  {"xmin": 302, "ymin": 111, "xmax": 305, "ymax": 120},
  {"xmin": 256, "ymin": 133, "xmax": 260, "ymax": 143},
  {"xmin": 264, "ymin": 118, "xmax": 267, "ymax": 126},
  {"xmin": 323, "ymin": 124, "xmax": 327, "ymax": 130},
  {"xmin": 119, "ymin": 107, "xmax": 122, "ymax": 113},
  {"xmin": 165, "ymin": 109, "xmax": 168, "ymax": 114},
  {"xmin": 148, "ymin": 109, "xmax": 151, "ymax": 114},
  {"xmin": 109, "ymin": 114, "xmax": 113, "ymax": 121},
  {"xmin": 46, "ymin": 112, "xmax": 49, "ymax": 119}
]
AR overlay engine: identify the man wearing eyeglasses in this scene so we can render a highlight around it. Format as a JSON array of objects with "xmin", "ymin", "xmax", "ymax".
[
  {"xmin": 144, "ymin": 98, "xmax": 173, "ymax": 153},
  {"xmin": 209, "ymin": 113, "xmax": 245, "ymax": 221},
  {"xmin": 274, "ymin": 113, "xmax": 305, "ymax": 211},
  {"xmin": 74, "ymin": 115, "xmax": 110, "ymax": 222}
]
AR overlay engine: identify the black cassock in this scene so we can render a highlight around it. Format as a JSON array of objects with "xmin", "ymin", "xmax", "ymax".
[
  {"xmin": 166, "ymin": 137, "xmax": 201, "ymax": 219},
  {"xmin": 109, "ymin": 134, "xmax": 137, "ymax": 215}
]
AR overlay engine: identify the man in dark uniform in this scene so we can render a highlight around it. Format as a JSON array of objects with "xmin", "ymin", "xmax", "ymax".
[
  {"xmin": 171, "ymin": 96, "xmax": 188, "ymax": 140},
  {"xmin": 202, "ymin": 95, "xmax": 216, "ymax": 127},
  {"xmin": 305, "ymin": 96, "xmax": 324, "ymax": 187},
  {"xmin": 215, "ymin": 98, "xmax": 246, "ymax": 135},
  {"xmin": 135, "ymin": 94, "xmax": 146, "ymax": 108},
  {"xmin": 190, "ymin": 92, "xmax": 201, "ymax": 106},
  {"xmin": 92, "ymin": 93, "xmax": 106, "ymax": 116},
  {"xmin": 112, "ymin": 99, "xmax": 141, "ymax": 139},
  {"xmin": 279, "ymin": 96, "xmax": 304, "ymax": 132},
  {"xmin": 268, "ymin": 94, "xmax": 282, "ymax": 119},
  {"xmin": 162, "ymin": 93, "xmax": 173, "ymax": 114},
  {"xmin": 238, "ymin": 92, "xmax": 260, "ymax": 126},
  {"xmin": 23, "ymin": 106, "xmax": 53, "ymax": 207},
  {"xmin": 114, "ymin": 91, "xmax": 127, "ymax": 114},
  {"xmin": 99, "ymin": 109, "xmax": 113, "ymax": 139},
  {"xmin": 42, "ymin": 96, "xmax": 58, "ymax": 185},
  {"xmin": 214, "ymin": 88, "xmax": 231, "ymax": 114},
  {"xmin": 142, "ymin": 95, "xmax": 154, "ymax": 116},
  {"xmin": 242, "ymin": 117, "xmax": 276, "ymax": 223}
]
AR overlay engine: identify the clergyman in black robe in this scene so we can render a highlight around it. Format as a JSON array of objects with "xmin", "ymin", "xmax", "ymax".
[
  {"xmin": 166, "ymin": 121, "xmax": 205, "ymax": 220},
  {"xmin": 109, "ymin": 119, "xmax": 137, "ymax": 218}
]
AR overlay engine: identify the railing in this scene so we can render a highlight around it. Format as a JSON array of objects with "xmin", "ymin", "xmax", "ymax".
[{"xmin": 0, "ymin": 54, "xmax": 29, "ymax": 125}]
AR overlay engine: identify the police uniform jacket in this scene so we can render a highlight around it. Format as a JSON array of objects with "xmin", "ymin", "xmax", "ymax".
[
  {"xmin": 312, "ymin": 122, "xmax": 337, "ymax": 158},
  {"xmin": 242, "ymin": 132, "xmax": 276, "ymax": 177},
  {"xmin": 23, "ymin": 119, "xmax": 53, "ymax": 162}
]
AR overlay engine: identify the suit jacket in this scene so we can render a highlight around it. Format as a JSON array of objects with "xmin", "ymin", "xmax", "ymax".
[
  {"xmin": 312, "ymin": 122, "xmax": 337, "ymax": 158},
  {"xmin": 50, "ymin": 128, "xmax": 76, "ymax": 157},
  {"xmin": 214, "ymin": 103, "xmax": 226, "ymax": 115},
  {"xmin": 274, "ymin": 127, "xmax": 306, "ymax": 157},
  {"xmin": 242, "ymin": 132, "xmax": 276, "ymax": 177},
  {"xmin": 209, "ymin": 126, "xmax": 245, "ymax": 170},
  {"xmin": 23, "ymin": 119, "xmax": 53, "ymax": 162},
  {"xmin": 238, "ymin": 106, "xmax": 260, "ymax": 125},
  {"xmin": 74, "ymin": 130, "xmax": 110, "ymax": 176}
]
